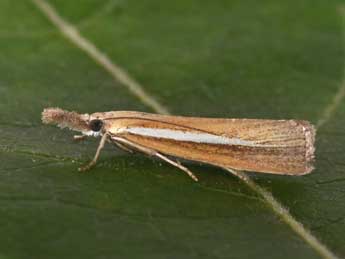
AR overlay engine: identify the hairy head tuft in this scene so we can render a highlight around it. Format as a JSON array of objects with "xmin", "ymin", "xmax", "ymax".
[{"xmin": 42, "ymin": 107, "xmax": 89, "ymax": 132}]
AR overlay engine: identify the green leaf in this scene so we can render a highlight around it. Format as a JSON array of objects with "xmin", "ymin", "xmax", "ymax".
[{"xmin": 1, "ymin": 0, "xmax": 344, "ymax": 258}]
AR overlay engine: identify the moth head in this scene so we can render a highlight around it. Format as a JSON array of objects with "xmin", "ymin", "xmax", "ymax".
[
  {"xmin": 42, "ymin": 107, "xmax": 105, "ymax": 137},
  {"xmin": 86, "ymin": 118, "xmax": 104, "ymax": 136}
]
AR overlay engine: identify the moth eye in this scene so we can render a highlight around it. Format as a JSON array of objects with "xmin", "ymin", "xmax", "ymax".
[{"xmin": 89, "ymin": 119, "xmax": 103, "ymax": 132}]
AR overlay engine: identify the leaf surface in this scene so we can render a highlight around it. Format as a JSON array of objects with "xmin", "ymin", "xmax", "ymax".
[{"xmin": 0, "ymin": 0, "xmax": 344, "ymax": 258}]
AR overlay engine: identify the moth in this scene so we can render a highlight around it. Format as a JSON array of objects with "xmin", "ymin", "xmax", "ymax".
[{"xmin": 42, "ymin": 108, "xmax": 316, "ymax": 181}]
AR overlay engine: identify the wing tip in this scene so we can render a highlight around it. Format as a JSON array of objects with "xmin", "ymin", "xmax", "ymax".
[
  {"xmin": 304, "ymin": 121, "xmax": 316, "ymax": 164},
  {"xmin": 280, "ymin": 120, "xmax": 316, "ymax": 176},
  {"xmin": 297, "ymin": 120, "xmax": 316, "ymax": 175}
]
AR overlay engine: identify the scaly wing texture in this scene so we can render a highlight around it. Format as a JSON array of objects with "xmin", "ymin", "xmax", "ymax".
[{"xmin": 102, "ymin": 112, "xmax": 315, "ymax": 175}]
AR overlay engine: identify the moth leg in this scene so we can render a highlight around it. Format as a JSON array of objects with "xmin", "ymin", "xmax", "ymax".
[
  {"xmin": 78, "ymin": 133, "xmax": 108, "ymax": 172},
  {"xmin": 155, "ymin": 153, "xmax": 199, "ymax": 182},
  {"xmin": 112, "ymin": 137, "xmax": 198, "ymax": 182},
  {"xmin": 114, "ymin": 142, "xmax": 134, "ymax": 153},
  {"xmin": 74, "ymin": 135, "xmax": 87, "ymax": 141}
]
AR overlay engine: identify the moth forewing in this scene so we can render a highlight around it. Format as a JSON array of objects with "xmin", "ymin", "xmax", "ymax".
[
  {"xmin": 42, "ymin": 108, "xmax": 316, "ymax": 180},
  {"xmin": 102, "ymin": 112, "xmax": 315, "ymax": 175}
]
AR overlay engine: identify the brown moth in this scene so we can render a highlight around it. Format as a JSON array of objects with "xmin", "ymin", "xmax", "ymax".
[{"xmin": 42, "ymin": 108, "xmax": 316, "ymax": 181}]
